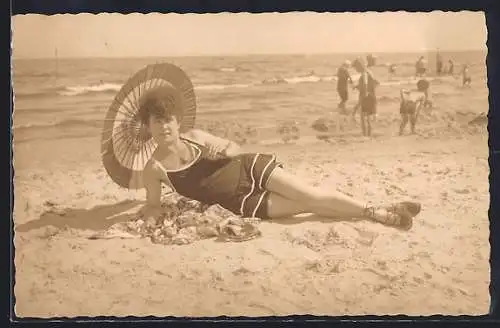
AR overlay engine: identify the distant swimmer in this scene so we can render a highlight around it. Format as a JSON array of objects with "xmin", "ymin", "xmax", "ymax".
[
  {"xmin": 90, "ymin": 79, "xmax": 105, "ymax": 87},
  {"xmin": 462, "ymin": 64, "xmax": 472, "ymax": 87},
  {"xmin": 262, "ymin": 76, "xmax": 287, "ymax": 85},
  {"xmin": 399, "ymin": 79, "xmax": 430, "ymax": 135},
  {"xmin": 336, "ymin": 60, "xmax": 353, "ymax": 112},
  {"xmin": 352, "ymin": 57, "xmax": 380, "ymax": 137},
  {"xmin": 415, "ymin": 56, "xmax": 427, "ymax": 78}
]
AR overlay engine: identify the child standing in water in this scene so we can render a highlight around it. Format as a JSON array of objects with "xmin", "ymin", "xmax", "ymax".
[
  {"xmin": 352, "ymin": 58, "xmax": 380, "ymax": 137},
  {"xmin": 462, "ymin": 63, "xmax": 472, "ymax": 87},
  {"xmin": 399, "ymin": 79, "xmax": 430, "ymax": 135}
]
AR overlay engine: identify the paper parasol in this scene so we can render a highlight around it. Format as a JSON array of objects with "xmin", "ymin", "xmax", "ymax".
[{"xmin": 101, "ymin": 62, "xmax": 197, "ymax": 189}]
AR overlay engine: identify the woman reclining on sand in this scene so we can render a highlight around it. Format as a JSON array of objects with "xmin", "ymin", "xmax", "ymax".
[{"xmin": 139, "ymin": 85, "xmax": 422, "ymax": 231}]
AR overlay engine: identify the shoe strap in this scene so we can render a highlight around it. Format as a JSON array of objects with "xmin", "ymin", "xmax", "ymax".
[{"xmin": 363, "ymin": 204, "xmax": 376, "ymax": 219}]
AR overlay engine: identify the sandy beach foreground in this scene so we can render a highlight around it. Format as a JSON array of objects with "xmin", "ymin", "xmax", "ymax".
[{"xmin": 13, "ymin": 125, "xmax": 489, "ymax": 317}]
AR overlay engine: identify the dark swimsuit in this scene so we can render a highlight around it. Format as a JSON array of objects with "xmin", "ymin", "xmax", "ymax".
[
  {"xmin": 400, "ymin": 100, "xmax": 417, "ymax": 115},
  {"xmin": 358, "ymin": 72, "xmax": 377, "ymax": 115},
  {"xmin": 337, "ymin": 67, "xmax": 351, "ymax": 102},
  {"xmin": 155, "ymin": 138, "xmax": 282, "ymax": 219}
]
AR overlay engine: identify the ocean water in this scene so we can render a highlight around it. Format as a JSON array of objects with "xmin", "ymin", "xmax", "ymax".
[{"xmin": 12, "ymin": 51, "xmax": 487, "ymax": 144}]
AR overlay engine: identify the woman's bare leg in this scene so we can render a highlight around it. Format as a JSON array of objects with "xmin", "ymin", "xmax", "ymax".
[
  {"xmin": 266, "ymin": 167, "xmax": 368, "ymax": 219},
  {"xmin": 366, "ymin": 115, "xmax": 372, "ymax": 136},
  {"xmin": 361, "ymin": 113, "xmax": 367, "ymax": 136},
  {"xmin": 266, "ymin": 192, "xmax": 308, "ymax": 218},
  {"xmin": 266, "ymin": 192, "xmax": 350, "ymax": 219},
  {"xmin": 410, "ymin": 113, "xmax": 418, "ymax": 134},
  {"xmin": 265, "ymin": 167, "xmax": 418, "ymax": 228},
  {"xmin": 400, "ymin": 114, "xmax": 409, "ymax": 135}
]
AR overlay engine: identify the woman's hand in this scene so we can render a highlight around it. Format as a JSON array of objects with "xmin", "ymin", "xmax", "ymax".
[
  {"xmin": 205, "ymin": 140, "xmax": 231, "ymax": 160},
  {"xmin": 138, "ymin": 203, "xmax": 162, "ymax": 223},
  {"xmin": 185, "ymin": 129, "xmax": 242, "ymax": 159}
]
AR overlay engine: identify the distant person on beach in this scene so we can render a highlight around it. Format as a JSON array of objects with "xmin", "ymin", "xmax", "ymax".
[
  {"xmin": 352, "ymin": 57, "xmax": 380, "ymax": 137},
  {"xmin": 399, "ymin": 79, "xmax": 431, "ymax": 135},
  {"xmin": 462, "ymin": 64, "xmax": 472, "ymax": 87},
  {"xmin": 389, "ymin": 64, "xmax": 397, "ymax": 74},
  {"xmin": 388, "ymin": 63, "xmax": 397, "ymax": 80},
  {"xmin": 447, "ymin": 59, "xmax": 455, "ymax": 75},
  {"xmin": 366, "ymin": 54, "xmax": 377, "ymax": 68},
  {"xmin": 415, "ymin": 56, "xmax": 427, "ymax": 78},
  {"xmin": 336, "ymin": 60, "xmax": 353, "ymax": 112},
  {"xmin": 436, "ymin": 50, "xmax": 443, "ymax": 76},
  {"xmin": 137, "ymin": 84, "xmax": 421, "ymax": 231}
]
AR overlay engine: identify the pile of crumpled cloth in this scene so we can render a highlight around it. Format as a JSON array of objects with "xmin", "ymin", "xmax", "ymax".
[{"xmin": 88, "ymin": 194, "xmax": 262, "ymax": 245}]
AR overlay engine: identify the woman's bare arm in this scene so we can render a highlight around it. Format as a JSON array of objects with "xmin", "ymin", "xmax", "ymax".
[
  {"xmin": 139, "ymin": 163, "xmax": 163, "ymax": 219},
  {"xmin": 415, "ymin": 94, "xmax": 426, "ymax": 115},
  {"xmin": 368, "ymin": 70, "xmax": 380, "ymax": 87},
  {"xmin": 185, "ymin": 129, "xmax": 243, "ymax": 157}
]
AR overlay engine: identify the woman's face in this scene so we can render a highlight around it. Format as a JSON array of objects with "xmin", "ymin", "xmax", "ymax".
[{"xmin": 148, "ymin": 114, "xmax": 181, "ymax": 146}]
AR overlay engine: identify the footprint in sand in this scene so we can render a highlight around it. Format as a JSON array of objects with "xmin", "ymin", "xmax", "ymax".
[
  {"xmin": 454, "ymin": 188, "xmax": 471, "ymax": 195},
  {"xmin": 376, "ymin": 260, "xmax": 388, "ymax": 271},
  {"xmin": 384, "ymin": 183, "xmax": 406, "ymax": 196},
  {"xmin": 232, "ymin": 267, "xmax": 255, "ymax": 276},
  {"xmin": 436, "ymin": 167, "xmax": 451, "ymax": 176},
  {"xmin": 373, "ymin": 284, "xmax": 390, "ymax": 293},
  {"xmin": 413, "ymin": 276, "xmax": 424, "ymax": 284},
  {"xmin": 353, "ymin": 227, "xmax": 378, "ymax": 246},
  {"xmin": 356, "ymin": 236, "xmax": 375, "ymax": 246},
  {"xmin": 304, "ymin": 259, "xmax": 342, "ymax": 275},
  {"xmin": 364, "ymin": 267, "xmax": 406, "ymax": 283}
]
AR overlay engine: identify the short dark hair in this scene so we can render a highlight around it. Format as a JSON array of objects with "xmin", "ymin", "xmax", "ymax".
[
  {"xmin": 138, "ymin": 84, "xmax": 183, "ymax": 125},
  {"xmin": 352, "ymin": 57, "xmax": 366, "ymax": 71},
  {"xmin": 416, "ymin": 79, "xmax": 430, "ymax": 92}
]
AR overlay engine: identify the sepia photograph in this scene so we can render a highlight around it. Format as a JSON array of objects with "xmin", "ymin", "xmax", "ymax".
[{"xmin": 11, "ymin": 11, "xmax": 489, "ymax": 317}]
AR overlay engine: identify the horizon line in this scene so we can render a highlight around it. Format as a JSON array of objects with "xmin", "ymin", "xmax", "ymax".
[{"xmin": 11, "ymin": 48, "xmax": 486, "ymax": 60}]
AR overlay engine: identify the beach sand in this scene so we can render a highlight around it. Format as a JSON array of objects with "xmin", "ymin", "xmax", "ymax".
[{"xmin": 13, "ymin": 111, "xmax": 489, "ymax": 317}]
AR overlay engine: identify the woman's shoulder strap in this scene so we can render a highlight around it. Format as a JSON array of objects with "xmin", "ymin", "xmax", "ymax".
[
  {"xmin": 180, "ymin": 130, "xmax": 204, "ymax": 147},
  {"xmin": 180, "ymin": 131, "xmax": 207, "ymax": 157}
]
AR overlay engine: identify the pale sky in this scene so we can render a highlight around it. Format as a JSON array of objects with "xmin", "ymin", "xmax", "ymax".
[{"xmin": 11, "ymin": 11, "xmax": 487, "ymax": 59}]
